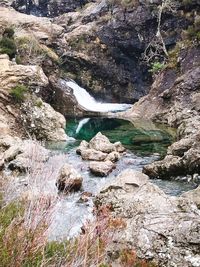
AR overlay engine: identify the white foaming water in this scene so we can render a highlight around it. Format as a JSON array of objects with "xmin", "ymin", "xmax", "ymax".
[
  {"xmin": 76, "ymin": 118, "xmax": 90, "ymax": 134},
  {"xmin": 66, "ymin": 80, "xmax": 132, "ymax": 112}
]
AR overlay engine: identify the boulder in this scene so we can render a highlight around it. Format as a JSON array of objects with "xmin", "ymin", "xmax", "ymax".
[
  {"xmin": 96, "ymin": 169, "xmax": 200, "ymax": 266},
  {"xmin": 76, "ymin": 140, "xmax": 89, "ymax": 155},
  {"xmin": 8, "ymin": 140, "xmax": 50, "ymax": 172},
  {"xmin": 143, "ymin": 155, "xmax": 184, "ymax": 178},
  {"xmin": 21, "ymin": 96, "xmax": 68, "ymax": 141},
  {"xmin": 114, "ymin": 141, "xmax": 126, "ymax": 153},
  {"xmin": 3, "ymin": 145, "xmax": 22, "ymax": 162},
  {"xmin": 89, "ymin": 160, "xmax": 116, "ymax": 177},
  {"xmin": 56, "ymin": 163, "xmax": 83, "ymax": 192},
  {"xmin": 106, "ymin": 151, "xmax": 121, "ymax": 163},
  {"xmin": 181, "ymin": 186, "xmax": 200, "ymax": 208},
  {"xmin": 80, "ymin": 149, "xmax": 107, "ymax": 161},
  {"xmin": 89, "ymin": 132, "xmax": 116, "ymax": 153}
]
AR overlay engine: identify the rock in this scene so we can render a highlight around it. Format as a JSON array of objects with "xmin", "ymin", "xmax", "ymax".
[
  {"xmin": 3, "ymin": 144, "xmax": 22, "ymax": 162},
  {"xmin": 56, "ymin": 0, "xmax": 191, "ymax": 103},
  {"xmin": 89, "ymin": 160, "xmax": 116, "ymax": 177},
  {"xmin": 76, "ymin": 140, "xmax": 89, "ymax": 155},
  {"xmin": 0, "ymin": 121, "xmax": 9, "ymax": 136},
  {"xmin": 0, "ymin": 135, "xmax": 21, "ymax": 150},
  {"xmin": 50, "ymin": 78, "xmax": 99, "ymax": 117},
  {"xmin": 0, "ymin": 54, "xmax": 48, "ymax": 90},
  {"xmin": 77, "ymin": 133, "xmax": 125, "ymax": 176},
  {"xmin": 96, "ymin": 169, "xmax": 200, "ymax": 266},
  {"xmin": 114, "ymin": 141, "xmax": 126, "ymax": 153},
  {"xmin": 0, "ymin": 159, "xmax": 4, "ymax": 170},
  {"xmin": 8, "ymin": 140, "xmax": 50, "ymax": 172},
  {"xmin": 11, "ymin": 0, "xmax": 91, "ymax": 17},
  {"xmin": 182, "ymin": 186, "xmax": 200, "ymax": 209},
  {"xmin": 21, "ymin": 96, "xmax": 68, "ymax": 141},
  {"xmin": 89, "ymin": 132, "xmax": 116, "ymax": 153},
  {"xmin": 167, "ymin": 138, "xmax": 193, "ymax": 157},
  {"xmin": 0, "ymin": 7, "xmax": 63, "ymax": 42},
  {"xmin": 143, "ymin": 155, "xmax": 184, "ymax": 178},
  {"xmin": 78, "ymin": 192, "xmax": 93, "ymax": 203},
  {"xmin": 56, "ymin": 163, "xmax": 83, "ymax": 192},
  {"xmin": 81, "ymin": 148, "xmax": 107, "ymax": 161},
  {"xmin": 106, "ymin": 151, "xmax": 121, "ymax": 163}
]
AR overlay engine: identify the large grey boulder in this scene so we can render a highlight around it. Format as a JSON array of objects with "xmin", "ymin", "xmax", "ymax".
[{"xmin": 96, "ymin": 169, "xmax": 200, "ymax": 267}]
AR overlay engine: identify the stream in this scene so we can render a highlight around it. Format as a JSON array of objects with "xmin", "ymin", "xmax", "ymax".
[{"xmin": 47, "ymin": 117, "xmax": 197, "ymax": 241}]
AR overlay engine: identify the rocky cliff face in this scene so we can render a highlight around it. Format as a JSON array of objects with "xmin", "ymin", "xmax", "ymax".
[
  {"xmin": 54, "ymin": 0, "xmax": 192, "ymax": 102},
  {"xmin": 123, "ymin": 44, "xmax": 200, "ymax": 179},
  {"xmin": 4, "ymin": 0, "xmax": 196, "ymax": 104},
  {"xmin": 11, "ymin": 0, "xmax": 91, "ymax": 16}
]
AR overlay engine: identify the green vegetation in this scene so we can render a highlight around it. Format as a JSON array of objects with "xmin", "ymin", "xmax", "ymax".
[
  {"xmin": 149, "ymin": 61, "xmax": 165, "ymax": 74},
  {"xmin": 183, "ymin": 15, "xmax": 200, "ymax": 42},
  {"xmin": 35, "ymin": 99, "xmax": 43, "ymax": 108},
  {"xmin": 15, "ymin": 36, "xmax": 59, "ymax": 65},
  {"xmin": 3, "ymin": 27, "xmax": 15, "ymax": 38},
  {"xmin": 0, "ymin": 37, "xmax": 16, "ymax": 58},
  {"xmin": 0, "ymin": 27, "xmax": 16, "ymax": 58},
  {"xmin": 10, "ymin": 85, "xmax": 28, "ymax": 103}
]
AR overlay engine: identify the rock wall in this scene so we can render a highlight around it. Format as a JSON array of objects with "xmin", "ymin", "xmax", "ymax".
[
  {"xmin": 11, "ymin": 0, "xmax": 91, "ymax": 16},
  {"xmin": 123, "ymin": 45, "xmax": 200, "ymax": 179}
]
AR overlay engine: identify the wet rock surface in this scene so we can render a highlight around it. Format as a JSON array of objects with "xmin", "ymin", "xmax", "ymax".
[{"xmin": 96, "ymin": 169, "xmax": 200, "ymax": 267}]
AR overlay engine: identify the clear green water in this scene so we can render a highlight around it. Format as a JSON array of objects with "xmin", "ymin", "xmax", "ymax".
[{"xmin": 66, "ymin": 117, "xmax": 174, "ymax": 157}]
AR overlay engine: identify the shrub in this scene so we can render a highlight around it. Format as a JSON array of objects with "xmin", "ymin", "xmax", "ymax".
[
  {"xmin": 0, "ymin": 37, "xmax": 16, "ymax": 58},
  {"xmin": 10, "ymin": 85, "xmax": 28, "ymax": 103},
  {"xmin": 149, "ymin": 61, "xmax": 165, "ymax": 74},
  {"xmin": 3, "ymin": 28, "xmax": 15, "ymax": 38}
]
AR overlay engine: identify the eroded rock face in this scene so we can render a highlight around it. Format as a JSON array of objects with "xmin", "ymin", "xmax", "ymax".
[
  {"xmin": 56, "ymin": 163, "xmax": 83, "ymax": 192},
  {"xmin": 96, "ymin": 169, "xmax": 200, "ymax": 266}
]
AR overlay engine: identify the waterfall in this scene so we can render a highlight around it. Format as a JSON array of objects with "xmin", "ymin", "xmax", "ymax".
[
  {"xmin": 66, "ymin": 81, "xmax": 132, "ymax": 112},
  {"xmin": 76, "ymin": 118, "xmax": 90, "ymax": 134}
]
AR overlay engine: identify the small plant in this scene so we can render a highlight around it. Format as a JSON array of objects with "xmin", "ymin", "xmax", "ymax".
[
  {"xmin": 15, "ymin": 55, "xmax": 22, "ymax": 64},
  {"xmin": 35, "ymin": 99, "xmax": 43, "ymax": 108},
  {"xmin": 3, "ymin": 28, "xmax": 15, "ymax": 38},
  {"xmin": 0, "ymin": 37, "xmax": 16, "ymax": 58},
  {"xmin": 10, "ymin": 85, "xmax": 28, "ymax": 103},
  {"xmin": 149, "ymin": 61, "xmax": 165, "ymax": 74}
]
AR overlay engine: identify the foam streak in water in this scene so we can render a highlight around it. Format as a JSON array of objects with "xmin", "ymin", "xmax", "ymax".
[{"xmin": 66, "ymin": 80, "xmax": 131, "ymax": 112}]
